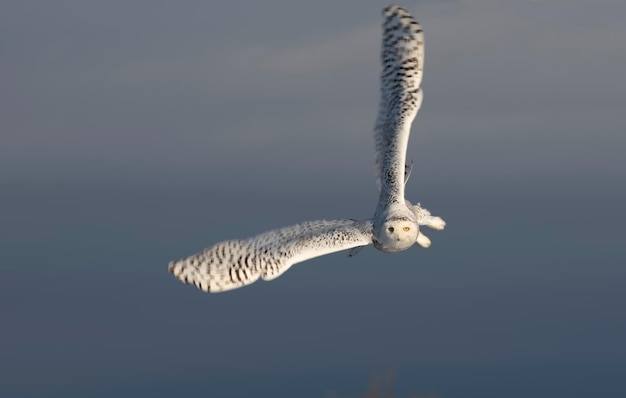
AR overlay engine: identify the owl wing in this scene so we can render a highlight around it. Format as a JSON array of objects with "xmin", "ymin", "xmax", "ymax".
[
  {"xmin": 168, "ymin": 219, "xmax": 374, "ymax": 293},
  {"xmin": 374, "ymin": 6, "xmax": 425, "ymax": 199}
]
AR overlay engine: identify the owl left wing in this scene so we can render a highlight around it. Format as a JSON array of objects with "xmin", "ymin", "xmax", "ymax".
[{"xmin": 374, "ymin": 6, "xmax": 425, "ymax": 199}]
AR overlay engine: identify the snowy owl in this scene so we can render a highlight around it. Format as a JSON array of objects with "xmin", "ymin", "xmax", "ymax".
[{"xmin": 169, "ymin": 5, "xmax": 446, "ymax": 293}]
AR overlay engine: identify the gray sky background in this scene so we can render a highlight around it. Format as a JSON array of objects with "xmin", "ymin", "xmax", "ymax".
[{"xmin": 1, "ymin": 1, "xmax": 625, "ymax": 397}]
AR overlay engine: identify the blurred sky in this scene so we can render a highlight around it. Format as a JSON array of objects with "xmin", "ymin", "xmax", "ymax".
[{"xmin": 1, "ymin": 0, "xmax": 625, "ymax": 397}]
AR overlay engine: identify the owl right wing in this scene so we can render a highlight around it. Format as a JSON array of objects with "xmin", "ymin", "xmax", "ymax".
[{"xmin": 168, "ymin": 219, "xmax": 374, "ymax": 293}]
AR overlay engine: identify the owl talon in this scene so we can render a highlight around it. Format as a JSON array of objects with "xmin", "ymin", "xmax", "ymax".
[{"xmin": 416, "ymin": 232, "xmax": 431, "ymax": 248}]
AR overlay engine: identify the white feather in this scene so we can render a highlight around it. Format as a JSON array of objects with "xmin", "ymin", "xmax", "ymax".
[
  {"xmin": 168, "ymin": 6, "xmax": 445, "ymax": 294},
  {"xmin": 374, "ymin": 5, "xmax": 425, "ymax": 199},
  {"xmin": 169, "ymin": 220, "xmax": 373, "ymax": 292}
]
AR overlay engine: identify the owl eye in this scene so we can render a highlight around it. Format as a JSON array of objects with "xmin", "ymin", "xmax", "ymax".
[
  {"xmin": 388, "ymin": 227, "xmax": 394, "ymax": 233},
  {"xmin": 403, "ymin": 227, "xmax": 410, "ymax": 232}
]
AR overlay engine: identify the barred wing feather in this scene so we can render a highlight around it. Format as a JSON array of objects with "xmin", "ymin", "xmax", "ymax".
[
  {"xmin": 169, "ymin": 220, "xmax": 374, "ymax": 293},
  {"xmin": 374, "ymin": 6, "xmax": 425, "ymax": 199}
]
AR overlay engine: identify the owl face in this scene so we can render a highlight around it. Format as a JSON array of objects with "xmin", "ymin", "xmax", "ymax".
[{"xmin": 374, "ymin": 218, "xmax": 419, "ymax": 253}]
